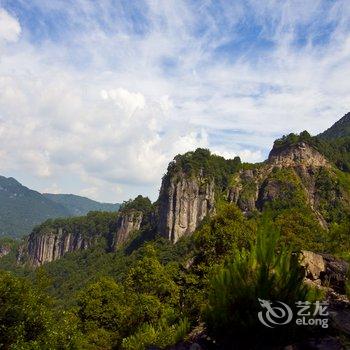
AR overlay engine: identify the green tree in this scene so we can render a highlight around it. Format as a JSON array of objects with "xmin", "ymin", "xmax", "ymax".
[
  {"xmin": 76, "ymin": 277, "xmax": 133, "ymax": 348},
  {"xmin": 75, "ymin": 248, "xmax": 184, "ymax": 350},
  {"xmin": 125, "ymin": 245, "xmax": 180, "ymax": 305},
  {"xmin": 194, "ymin": 203, "xmax": 256, "ymax": 265},
  {"xmin": 0, "ymin": 270, "xmax": 82, "ymax": 349},
  {"xmin": 203, "ymin": 220, "xmax": 319, "ymax": 348}
]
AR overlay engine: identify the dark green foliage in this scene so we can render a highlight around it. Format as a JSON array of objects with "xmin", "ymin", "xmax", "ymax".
[
  {"xmin": 326, "ymin": 220, "xmax": 350, "ymax": 254},
  {"xmin": 75, "ymin": 246, "xmax": 186, "ymax": 349},
  {"xmin": 76, "ymin": 277, "xmax": 133, "ymax": 347},
  {"xmin": 120, "ymin": 195, "xmax": 153, "ymax": 214},
  {"xmin": 36, "ymin": 246, "xmax": 128, "ymax": 305},
  {"xmin": 259, "ymin": 168, "xmax": 308, "ymax": 211},
  {"xmin": 274, "ymin": 208, "xmax": 326, "ymax": 251},
  {"xmin": 32, "ymin": 211, "xmax": 119, "ymax": 240},
  {"xmin": 178, "ymin": 203, "xmax": 258, "ymax": 324},
  {"xmin": 314, "ymin": 168, "xmax": 348, "ymax": 223},
  {"xmin": 121, "ymin": 318, "xmax": 189, "ymax": 350},
  {"xmin": 125, "ymin": 245, "xmax": 180, "ymax": 304},
  {"xmin": 273, "ymin": 130, "xmax": 312, "ymax": 151},
  {"xmin": 315, "ymin": 113, "xmax": 350, "ymax": 171},
  {"xmin": 314, "ymin": 136, "xmax": 350, "ymax": 172},
  {"xmin": 0, "ymin": 270, "xmax": 82, "ymax": 349},
  {"xmin": 318, "ymin": 112, "xmax": 350, "ymax": 139},
  {"xmin": 165, "ymin": 148, "xmax": 241, "ymax": 190},
  {"xmin": 203, "ymin": 220, "xmax": 320, "ymax": 348},
  {"xmin": 193, "ymin": 202, "xmax": 256, "ymax": 265}
]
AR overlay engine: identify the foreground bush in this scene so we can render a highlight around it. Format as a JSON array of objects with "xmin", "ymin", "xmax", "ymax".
[
  {"xmin": 204, "ymin": 221, "xmax": 319, "ymax": 348},
  {"xmin": 0, "ymin": 270, "xmax": 82, "ymax": 349},
  {"xmin": 121, "ymin": 318, "xmax": 190, "ymax": 350}
]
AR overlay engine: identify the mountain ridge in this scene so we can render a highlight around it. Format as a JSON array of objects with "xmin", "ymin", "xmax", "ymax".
[
  {"xmin": 318, "ymin": 112, "xmax": 350, "ymax": 139},
  {"xmin": 43, "ymin": 193, "xmax": 120, "ymax": 216},
  {"xmin": 3, "ymin": 111, "xmax": 350, "ymax": 260},
  {"xmin": 0, "ymin": 176, "xmax": 120, "ymax": 238},
  {"xmin": 22, "ymin": 137, "xmax": 350, "ymax": 265}
]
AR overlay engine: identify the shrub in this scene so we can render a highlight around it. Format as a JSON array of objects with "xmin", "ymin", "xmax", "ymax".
[
  {"xmin": 0, "ymin": 271, "xmax": 82, "ymax": 349},
  {"xmin": 121, "ymin": 318, "xmax": 190, "ymax": 350},
  {"xmin": 203, "ymin": 220, "xmax": 319, "ymax": 348}
]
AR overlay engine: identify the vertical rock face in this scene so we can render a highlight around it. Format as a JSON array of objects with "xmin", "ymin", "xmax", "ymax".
[
  {"xmin": 113, "ymin": 210, "xmax": 143, "ymax": 247},
  {"xmin": 158, "ymin": 174, "xmax": 215, "ymax": 243},
  {"xmin": 28, "ymin": 229, "xmax": 91, "ymax": 266},
  {"xmin": 27, "ymin": 210, "xmax": 145, "ymax": 266}
]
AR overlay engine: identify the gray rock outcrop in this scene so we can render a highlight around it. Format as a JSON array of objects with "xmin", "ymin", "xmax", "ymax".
[
  {"xmin": 113, "ymin": 210, "xmax": 143, "ymax": 247},
  {"xmin": 227, "ymin": 142, "xmax": 336, "ymax": 227},
  {"xmin": 300, "ymin": 250, "xmax": 349, "ymax": 293},
  {"xmin": 268, "ymin": 142, "xmax": 329, "ymax": 169},
  {"xmin": 158, "ymin": 174, "xmax": 215, "ymax": 243},
  {"xmin": 27, "ymin": 209, "xmax": 144, "ymax": 266},
  {"xmin": 28, "ymin": 228, "xmax": 91, "ymax": 266}
]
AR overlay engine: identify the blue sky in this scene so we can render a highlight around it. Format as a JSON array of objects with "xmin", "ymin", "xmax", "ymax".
[{"xmin": 0, "ymin": 0, "xmax": 349, "ymax": 202}]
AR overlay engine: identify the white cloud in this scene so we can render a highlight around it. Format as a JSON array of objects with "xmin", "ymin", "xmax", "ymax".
[
  {"xmin": 101, "ymin": 88, "xmax": 146, "ymax": 118},
  {"xmin": 0, "ymin": 1, "xmax": 350, "ymax": 202},
  {"xmin": 213, "ymin": 149, "xmax": 264, "ymax": 164},
  {"xmin": 0, "ymin": 9, "xmax": 21, "ymax": 42},
  {"xmin": 43, "ymin": 183, "xmax": 62, "ymax": 194}
]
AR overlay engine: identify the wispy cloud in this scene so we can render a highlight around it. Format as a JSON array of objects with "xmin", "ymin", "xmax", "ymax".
[
  {"xmin": 0, "ymin": 8, "xmax": 21, "ymax": 42},
  {"xmin": 0, "ymin": 1, "xmax": 350, "ymax": 201}
]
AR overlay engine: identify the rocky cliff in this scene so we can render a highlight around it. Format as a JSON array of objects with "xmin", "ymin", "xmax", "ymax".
[
  {"xmin": 227, "ymin": 142, "xmax": 347, "ymax": 227},
  {"xmin": 158, "ymin": 174, "xmax": 215, "ymax": 243},
  {"xmin": 28, "ymin": 228, "xmax": 92, "ymax": 266},
  {"xmin": 267, "ymin": 141, "xmax": 329, "ymax": 168},
  {"xmin": 27, "ymin": 209, "xmax": 144, "ymax": 266},
  {"xmin": 112, "ymin": 209, "xmax": 143, "ymax": 247},
  {"xmin": 156, "ymin": 142, "xmax": 343, "ymax": 242}
]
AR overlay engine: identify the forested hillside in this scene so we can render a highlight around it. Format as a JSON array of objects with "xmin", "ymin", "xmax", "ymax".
[
  {"xmin": 1, "ymin": 113, "xmax": 350, "ymax": 349},
  {"xmin": 0, "ymin": 176, "xmax": 71, "ymax": 237},
  {"xmin": 0, "ymin": 177, "xmax": 120, "ymax": 238},
  {"xmin": 43, "ymin": 193, "xmax": 120, "ymax": 216}
]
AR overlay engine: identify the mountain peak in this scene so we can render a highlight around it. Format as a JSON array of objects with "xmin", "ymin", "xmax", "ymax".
[
  {"xmin": 268, "ymin": 141, "xmax": 329, "ymax": 168},
  {"xmin": 318, "ymin": 112, "xmax": 350, "ymax": 139}
]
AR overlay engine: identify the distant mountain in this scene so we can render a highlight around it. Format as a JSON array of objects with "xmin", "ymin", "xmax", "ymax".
[
  {"xmin": 0, "ymin": 176, "xmax": 70, "ymax": 237},
  {"xmin": 0, "ymin": 176, "xmax": 121, "ymax": 238},
  {"xmin": 43, "ymin": 193, "xmax": 120, "ymax": 216},
  {"xmin": 314, "ymin": 112, "xmax": 350, "ymax": 172},
  {"xmin": 318, "ymin": 112, "xmax": 350, "ymax": 139}
]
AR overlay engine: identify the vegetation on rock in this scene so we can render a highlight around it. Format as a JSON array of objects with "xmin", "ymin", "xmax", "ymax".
[{"xmin": 165, "ymin": 148, "xmax": 241, "ymax": 190}]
